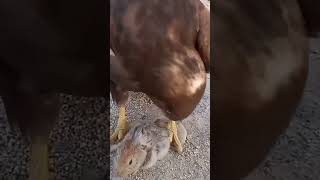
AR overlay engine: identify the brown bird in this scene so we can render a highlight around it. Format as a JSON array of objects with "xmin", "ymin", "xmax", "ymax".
[
  {"xmin": 0, "ymin": 0, "xmax": 106, "ymax": 179},
  {"xmin": 213, "ymin": 0, "xmax": 320, "ymax": 179},
  {"xmin": 110, "ymin": 0, "xmax": 210, "ymax": 152}
]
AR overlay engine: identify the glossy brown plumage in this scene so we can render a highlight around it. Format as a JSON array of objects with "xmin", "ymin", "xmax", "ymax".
[
  {"xmin": 213, "ymin": 0, "xmax": 320, "ymax": 179},
  {"xmin": 110, "ymin": 0, "xmax": 210, "ymax": 120}
]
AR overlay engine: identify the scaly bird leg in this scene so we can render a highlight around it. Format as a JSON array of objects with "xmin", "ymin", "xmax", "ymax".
[
  {"xmin": 110, "ymin": 105, "xmax": 129, "ymax": 143},
  {"xmin": 167, "ymin": 121, "xmax": 183, "ymax": 153},
  {"xmin": 29, "ymin": 140, "xmax": 54, "ymax": 180}
]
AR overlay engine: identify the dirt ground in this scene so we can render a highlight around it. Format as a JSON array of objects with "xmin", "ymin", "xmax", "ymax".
[{"xmin": 110, "ymin": 74, "xmax": 210, "ymax": 180}]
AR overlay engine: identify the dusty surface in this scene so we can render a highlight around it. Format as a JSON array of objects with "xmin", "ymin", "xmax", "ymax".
[{"xmin": 0, "ymin": 95, "xmax": 109, "ymax": 180}]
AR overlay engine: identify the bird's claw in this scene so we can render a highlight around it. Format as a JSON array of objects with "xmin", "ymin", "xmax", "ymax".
[
  {"xmin": 110, "ymin": 106, "xmax": 128, "ymax": 144},
  {"xmin": 167, "ymin": 121, "xmax": 184, "ymax": 153},
  {"xmin": 110, "ymin": 127, "xmax": 128, "ymax": 144}
]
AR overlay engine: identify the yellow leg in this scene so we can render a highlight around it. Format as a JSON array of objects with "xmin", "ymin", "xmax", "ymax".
[
  {"xmin": 110, "ymin": 105, "xmax": 128, "ymax": 143},
  {"xmin": 167, "ymin": 121, "xmax": 183, "ymax": 153},
  {"xmin": 28, "ymin": 142, "xmax": 54, "ymax": 180}
]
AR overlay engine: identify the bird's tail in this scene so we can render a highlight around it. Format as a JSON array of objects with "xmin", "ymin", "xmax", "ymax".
[{"xmin": 196, "ymin": 0, "xmax": 210, "ymax": 73}]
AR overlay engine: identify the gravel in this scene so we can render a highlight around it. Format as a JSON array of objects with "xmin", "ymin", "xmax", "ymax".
[
  {"xmin": 0, "ymin": 95, "xmax": 109, "ymax": 180},
  {"xmin": 110, "ymin": 75, "xmax": 211, "ymax": 180}
]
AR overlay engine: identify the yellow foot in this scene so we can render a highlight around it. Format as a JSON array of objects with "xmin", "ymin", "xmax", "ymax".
[
  {"xmin": 167, "ymin": 121, "xmax": 183, "ymax": 153},
  {"xmin": 110, "ymin": 106, "xmax": 128, "ymax": 144},
  {"xmin": 110, "ymin": 126, "xmax": 128, "ymax": 143}
]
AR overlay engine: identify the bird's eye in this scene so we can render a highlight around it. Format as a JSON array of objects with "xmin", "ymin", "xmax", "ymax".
[{"xmin": 129, "ymin": 159, "xmax": 133, "ymax": 165}]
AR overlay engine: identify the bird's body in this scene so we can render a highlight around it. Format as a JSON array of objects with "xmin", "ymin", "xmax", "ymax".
[
  {"xmin": 0, "ymin": 0, "xmax": 106, "ymax": 179},
  {"xmin": 110, "ymin": 0, "xmax": 210, "ymax": 120},
  {"xmin": 213, "ymin": 0, "xmax": 320, "ymax": 179},
  {"xmin": 110, "ymin": 0, "xmax": 210, "ymax": 149},
  {"xmin": 0, "ymin": 0, "xmax": 106, "ymax": 97}
]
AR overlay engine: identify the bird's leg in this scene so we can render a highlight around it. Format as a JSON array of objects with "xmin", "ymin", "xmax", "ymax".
[
  {"xmin": 3, "ymin": 94, "xmax": 59, "ymax": 180},
  {"xmin": 29, "ymin": 137, "xmax": 54, "ymax": 180},
  {"xmin": 110, "ymin": 105, "xmax": 129, "ymax": 143},
  {"xmin": 167, "ymin": 121, "xmax": 183, "ymax": 153}
]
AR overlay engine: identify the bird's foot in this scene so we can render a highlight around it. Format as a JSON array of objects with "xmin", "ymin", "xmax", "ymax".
[
  {"xmin": 167, "ymin": 121, "xmax": 184, "ymax": 153},
  {"xmin": 110, "ymin": 126, "xmax": 128, "ymax": 144},
  {"xmin": 110, "ymin": 106, "xmax": 128, "ymax": 144}
]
